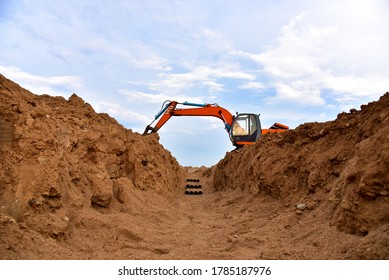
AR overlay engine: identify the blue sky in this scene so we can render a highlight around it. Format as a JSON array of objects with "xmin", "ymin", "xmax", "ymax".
[{"xmin": 1, "ymin": 0, "xmax": 389, "ymax": 166}]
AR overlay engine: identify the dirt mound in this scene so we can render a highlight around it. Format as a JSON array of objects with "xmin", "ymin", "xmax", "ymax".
[
  {"xmin": 214, "ymin": 93, "xmax": 389, "ymax": 258},
  {"xmin": 1, "ymin": 74, "xmax": 388, "ymax": 259},
  {"xmin": 0, "ymin": 74, "xmax": 184, "ymax": 259}
]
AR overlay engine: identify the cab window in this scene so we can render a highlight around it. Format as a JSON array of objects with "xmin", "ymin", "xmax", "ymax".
[{"xmin": 232, "ymin": 115, "xmax": 257, "ymax": 136}]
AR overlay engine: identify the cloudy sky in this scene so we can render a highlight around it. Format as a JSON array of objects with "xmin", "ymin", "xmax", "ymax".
[{"xmin": 1, "ymin": 0, "xmax": 388, "ymax": 166}]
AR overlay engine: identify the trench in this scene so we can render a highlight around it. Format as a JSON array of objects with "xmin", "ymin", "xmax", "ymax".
[{"xmin": 1, "ymin": 73, "xmax": 388, "ymax": 260}]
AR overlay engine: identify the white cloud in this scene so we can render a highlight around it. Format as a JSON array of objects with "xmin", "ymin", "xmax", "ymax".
[
  {"xmin": 81, "ymin": 39, "xmax": 171, "ymax": 71},
  {"xmin": 147, "ymin": 64, "xmax": 255, "ymax": 93},
  {"xmin": 119, "ymin": 89, "xmax": 212, "ymax": 105},
  {"xmin": 0, "ymin": 65, "xmax": 82, "ymax": 97},
  {"xmin": 323, "ymin": 74, "xmax": 389, "ymax": 98},
  {"xmin": 257, "ymin": 13, "xmax": 336, "ymax": 79},
  {"xmin": 239, "ymin": 81, "xmax": 266, "ymax": 90},
  {"xmin": 195, "ymin": 28, "xmax": 234, "ymax": 52},
  {"xmin": 93, "ymin": 101, "xmax": 150, "ymax": 125},
  {"xmin": 273, "ymin": 83, "xmax": 324, "ymax": 106},
  {"xmin": 198, "ymin": 116, "xmax": 227, "ymax": 130},
  {"xmin": 240, "ymin": 11, "xmax": 389, "ymax": 107},
  {"xmin": 120, "ymin": 91, "xmax": 170, "ymax": 104}
]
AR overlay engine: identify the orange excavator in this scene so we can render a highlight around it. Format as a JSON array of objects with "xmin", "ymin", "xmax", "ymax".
[{"xmin": 143, "ymin": 101, "xmax": 289, "ymax": 147}]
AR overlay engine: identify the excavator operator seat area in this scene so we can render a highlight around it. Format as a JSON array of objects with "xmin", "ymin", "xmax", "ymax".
[{"xmin": 230, "ymin": 114, "xmax": 261, "ymax": 146}]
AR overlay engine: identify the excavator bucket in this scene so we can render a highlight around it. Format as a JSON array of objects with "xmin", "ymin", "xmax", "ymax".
[{"xmin": 143, "ymin": 125, "xmax": 157, "ymax": 135}]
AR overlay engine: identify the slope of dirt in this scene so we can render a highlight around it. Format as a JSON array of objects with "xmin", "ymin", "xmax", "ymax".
[
  {"xmin": 0, "ymin": 74, "xmax": 388, "ymax": 260},
  {"xmin": 0, "ymin": 74, "xmax": 184, "ymax": 259},
  {"xmin": 214, "ymin": 93, "xmax": 389, "ymax": 259}
]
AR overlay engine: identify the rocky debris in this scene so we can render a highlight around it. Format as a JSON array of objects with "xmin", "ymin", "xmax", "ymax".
[{"xmin": 296, "ymin": 204, "xmax": 306, "ymax": 211}]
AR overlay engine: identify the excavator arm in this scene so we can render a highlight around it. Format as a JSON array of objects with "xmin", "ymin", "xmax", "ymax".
[
  {"xmin": 143, "ymin": 100, "xmax": 289, "ymax": 147},
  {"xmin": 143, "ymin": 101, "xmax": 234, "ymax": 135}
]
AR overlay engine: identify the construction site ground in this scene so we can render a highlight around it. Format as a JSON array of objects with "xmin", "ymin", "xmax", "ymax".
[{"xmin": 0, "ymin": 74, "xmax": 388, "ymax": 260}]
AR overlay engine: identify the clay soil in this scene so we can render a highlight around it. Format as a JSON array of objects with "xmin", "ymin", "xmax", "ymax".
[{"xmin": 0, "ymin": 74, "xmax": 388, "ymax": 259}]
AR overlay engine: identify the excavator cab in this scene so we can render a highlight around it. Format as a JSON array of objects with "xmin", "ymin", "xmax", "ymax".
[{"xmin": 229, "ymin": 114, "xmax": 261, "ymax": 147}]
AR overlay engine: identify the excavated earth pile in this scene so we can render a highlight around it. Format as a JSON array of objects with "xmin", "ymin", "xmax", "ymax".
[
  {"xmin": 0, "ymin": 73, "xmax": 388, "ymax": 259},
  {"xmin": 0, "ymin": 74, "xmax": 184, "ymax": 259},
  {"xmin": 214, "ymin": 92, "xmax": 389, "ymax": 259}
]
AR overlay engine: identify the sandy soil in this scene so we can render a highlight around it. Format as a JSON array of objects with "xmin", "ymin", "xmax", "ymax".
[{"xmin": 0, "ymin": 74, "xmax": 388, "ymax": 259}]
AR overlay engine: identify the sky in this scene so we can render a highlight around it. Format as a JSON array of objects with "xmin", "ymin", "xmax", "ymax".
[{"xmin": 1, "ymin": 0, "xmax": 389, "ymax": 166}]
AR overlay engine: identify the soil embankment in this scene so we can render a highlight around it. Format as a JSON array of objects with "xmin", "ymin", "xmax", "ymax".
[{"xmin": 1, "ymin": 74, "xmax": 388, "ymax": 259}]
